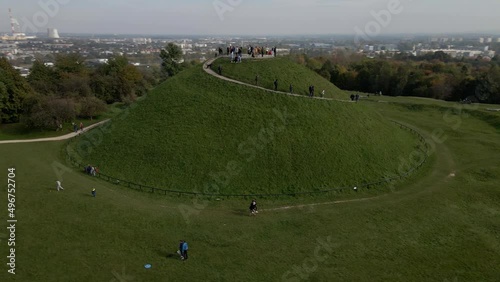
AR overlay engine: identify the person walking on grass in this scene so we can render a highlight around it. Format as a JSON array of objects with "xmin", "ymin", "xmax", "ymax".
[
  {"xmin": 91, "ymin": 188, "xmax": 96, "ymax": 197},
  {"xmin": 274, "ymin": 79, "xmax": 278, "ymax": 91},
  {"xmin": 290, "ymin": 84, "xmax": 293, "ymax": 94},
  {"xmin": 255, "ymin": 75, "xmax": 259, "ymax": 85},
  {"xmin": 177, "ymin": 240, "xmax": 184, "ymax": 259},
  {"xmin": 249, "ymin": 199, "xmax": 258, "ymax": 215},
  {"xmin": 218, "ymin": 65, "xmax": 222, "ymax": 75},
  {"xmin": 321, "ymin": 90, "xmax": 325, "ymax": 98},
  {"xmin": 182, "ymin": 240, "xmax": 189, "ymax": 260},
  {"xmin": 56, "ymin": 180, "xmax": 64, "ymax": 191}
]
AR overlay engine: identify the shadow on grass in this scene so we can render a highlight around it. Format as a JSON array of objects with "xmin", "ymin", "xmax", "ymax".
[
  {"xmin": 159, "ymin": 250, "xmax": 181, "ymax": 261},
  {"xmin": 231, "ymin": 209, "xmax": 249, "ymax": 217}
]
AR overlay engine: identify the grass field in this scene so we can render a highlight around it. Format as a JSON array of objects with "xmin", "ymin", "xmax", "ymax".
[
  {"xmin": 67, "ymin": 64, "xmax": 417, "ymax": 195},
  {"xmin": 1, "ymin": 60, "xmax": 499, "ymax": 282},
  {"xmin": 0, "ymin": 102, "xmax": 130, "ymax": 141},
  {"xmin": 215, "ymin": 57, "xmax": 348, "ymax": 99}
]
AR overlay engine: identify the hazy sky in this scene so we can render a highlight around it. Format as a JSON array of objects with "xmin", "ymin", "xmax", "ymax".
[{"xmin": 1, "ymin": 0, "xmax": 499, "ymax": 35}]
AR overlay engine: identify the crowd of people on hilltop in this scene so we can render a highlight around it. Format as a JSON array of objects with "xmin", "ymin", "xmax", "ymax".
[
  {"xmin": 217, "ymin": 45, "xmax": 278, "ymax": 59},
  {"xmin": 248, "ymin": 46, "xmax": 277, "ymax": 57}
]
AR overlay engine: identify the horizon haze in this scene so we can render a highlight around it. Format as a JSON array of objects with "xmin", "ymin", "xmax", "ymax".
[{"xmin": 1, "ymin": 0, "xmax": 499, "ymax": 36}]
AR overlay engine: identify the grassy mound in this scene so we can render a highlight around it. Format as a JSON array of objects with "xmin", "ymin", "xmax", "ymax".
[
  {"xmin": 72, "ymin": 64, "xmax": 417, "ymax": 195},
  {"xmin": 215, "ymin": 57, "xmax": 348, "ymax": 99}
]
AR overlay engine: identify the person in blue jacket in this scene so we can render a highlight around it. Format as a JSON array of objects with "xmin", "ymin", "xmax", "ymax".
[{"xmin": 181, "ymin": 240, "xmax": 188, "ymax": 260}]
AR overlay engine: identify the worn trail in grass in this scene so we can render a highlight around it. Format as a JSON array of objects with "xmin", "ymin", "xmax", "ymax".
[{"xmin": 71, "ymin": 64, "xmax": 417, "ymax": 196}]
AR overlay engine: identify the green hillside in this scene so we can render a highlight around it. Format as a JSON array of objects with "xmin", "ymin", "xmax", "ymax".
[
  {"xmin": 215, "ymin": 57, "xmax": 348, "ymax": 99},
  {"xmin": 71, "ymin": 63, "xmax": 418, "ymax": 195}
]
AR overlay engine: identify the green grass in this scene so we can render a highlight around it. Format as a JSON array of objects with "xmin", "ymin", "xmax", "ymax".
[
  {"xmin": 215, "ymin": 57, "xmax": 349, "ymax": 99},
  {"xmin": 362, "ymin": 92, "xmax": 500, "ymax": 111},
  {"xmin": 0, "ymin": 102, "xmax": 128, "ymax": 141},
  {"xmin": 2, "ymin": 61, "xmax": 500, "ymax": 281},
  {"xmin": 69, "ymin": 65, "xmax": 417, "ymax": 195},
  {"xmin": 1, "ymin": 97, "xmax": 500, "ymax": 281}
]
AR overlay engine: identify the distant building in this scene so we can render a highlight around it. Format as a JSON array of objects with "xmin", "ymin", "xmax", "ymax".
[
  {"xmin": 132, "ymin": 38, "xmax": 152, "ymax": 44},
  {"xmin": 486, "ymin": 38, "xmax": 492, "ymax": 43},
  {"xmin": 363, "ymin": 45, "xmax": 374, "ymax": 52},
  {"xmin": 47, "ymin": 28, "xmax": 60, "ymax": 39},
  {"xmin": 479, "ymin": 38, "xmax": 485, "ymax": 43}
]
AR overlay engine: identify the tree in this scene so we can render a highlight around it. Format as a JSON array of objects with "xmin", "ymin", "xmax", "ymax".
[
  {"xmin": 55, "ymin": 53, "xmax": 86, "ymax": 76},
  {"xmin": 54, "ymin": 54, "xmax": 90, "ymax": 98},
  {"xmin": 27, "ymin": 60, "xmax": 57, "ymax": 95},
  {"xmin": 0, "ymin": 58, "xmax": 33, "ymax": 123},
  {"xmin": 79, "ymin": 96, "xmax": 107, "ymax": 120},
  {"xmin": 160, "ymin": 43, "xmax": 183, "ymax": 78},
  {"xmin": 58, "ymin": 74, "xmax": 92, "ymax": 98},
  {"xmin": 474, "ymin": 67, "xmax": 500, "ymax": 103},
  {"xmin": 391, "ymin": 65, "xmax": 410, "ymax": 96},
  {"xmin": 24, "ymin": 97, "xmax": 77, "ymax": 129},
  {"xmin": 91, "ymin": 55, "xmax": 144, "ymax": 103}
]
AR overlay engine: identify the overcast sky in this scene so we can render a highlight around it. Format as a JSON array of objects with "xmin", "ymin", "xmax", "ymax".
[{"xmin": 1, "ymin": 0, "xmax": 499, "ymax": 35}]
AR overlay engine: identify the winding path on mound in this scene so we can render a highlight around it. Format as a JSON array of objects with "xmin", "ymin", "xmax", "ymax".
[
  {"xmin": 0, "ymin": 119, "xmax": 110, "ymax": 144},
  {"xmin": 203, "ymin": 57, "xmax": 353, "ymax": 103},
  {"xmin": 202, "ymin": 59, "xmax": 453, "ymax": 209},
  {"xmin": 63, "ymin": 62, "xmax": 453, "ymax": 212},
  {"xmin": 0, "ymin": 60, "xmax": 455, "ymax": 212}
]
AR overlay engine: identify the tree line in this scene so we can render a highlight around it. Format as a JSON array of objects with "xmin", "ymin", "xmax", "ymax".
[
  {"xmin": 0, "ymin": 43, "xmax": 186, "ymax": 128},
  {"xmin": 296, "ymin": 51, "xmax": 500, "ymax": 104}
]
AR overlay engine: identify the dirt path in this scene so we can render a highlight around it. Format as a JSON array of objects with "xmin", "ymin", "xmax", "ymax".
[
  {"xmin": 256, "ymin": 119, "xmax": 456, "ymax": 212},
  {"xmin": 1, "ymin": 61, "xmax": 452, "ymax": 213},
  {"xmin": 203, "ymin": 57, "xmax": 353, "ymax": 103},
  {"xmin": 0, "ymin": 120, "xmax": 110, "ymax": 144}
]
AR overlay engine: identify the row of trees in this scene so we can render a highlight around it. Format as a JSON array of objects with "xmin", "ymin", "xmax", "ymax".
[
  {"xmin": 297, "ymin": 52, "xmax": 500, "ymax": 104},
  {"xmin": 1, "ymin": 43, "xmax": 186, "ymax": 128}
]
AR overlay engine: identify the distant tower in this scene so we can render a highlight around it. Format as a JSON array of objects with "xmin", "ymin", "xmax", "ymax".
[
  {"xmin": 8, "ymin": 8, "xmax": 25, "ymax": 38},
  {"xmin": 48, "ymin": 28, "xmax": 60, "ymax": 39},
  {"xmin": 9, "ymin": 8, "xmax": 18, "ymax": 35}
]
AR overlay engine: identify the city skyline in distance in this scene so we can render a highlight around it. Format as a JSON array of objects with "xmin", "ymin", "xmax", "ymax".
[{"xmin": 1, "ymin": 0, "xmax": 500, "ymax": 36}]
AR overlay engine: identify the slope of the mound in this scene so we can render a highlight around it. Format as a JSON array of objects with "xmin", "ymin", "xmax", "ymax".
[
  {"xmin": 73, "ymin": 65, "xmax": 418, "ymax": 195},
  {"xmin": 215, "ymin": 57, "xmax": 347, "ymax": 99}
]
